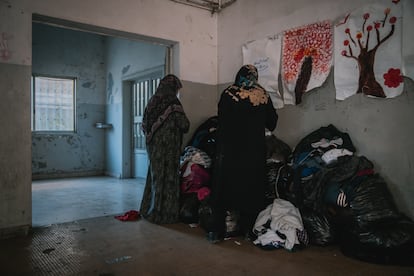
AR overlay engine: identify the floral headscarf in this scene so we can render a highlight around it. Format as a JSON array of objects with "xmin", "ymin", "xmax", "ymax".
[
  {"xmin": 223, "ymin": 64, "xmax": 269, "ymax": 106},
  {"xmin": 142, "ymin": 74, "xmax": 185, "ymax": 143}
]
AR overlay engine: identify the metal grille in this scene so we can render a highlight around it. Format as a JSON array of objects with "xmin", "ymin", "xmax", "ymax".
[
  {"xmin": 32, "ymin": 76, "xmax": 75, "ymax": 132},
  {"xmin": 133, "ymin": 78, "xmax": 160, "ymax": 150}
]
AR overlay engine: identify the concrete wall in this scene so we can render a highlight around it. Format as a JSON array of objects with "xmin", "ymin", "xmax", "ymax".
[
  {"xmin": 217, "ymin": 0, "xmax": 414, "ymax": 219},
  {"xmin": 31, "ymin": 23, "xmax": 107, "ymax": 178},
  {"xmin": 0, "ymin": 63, "xmax": 32, "ymax": 238}
]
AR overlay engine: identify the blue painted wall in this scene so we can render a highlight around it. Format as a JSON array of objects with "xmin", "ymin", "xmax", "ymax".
[
  {"xmin": 31, "ymin": 23, "xmax": 166, "ymax": 179},
  {"xmin": 32, "ymin": 23, "xmax": 107, "ymax": 178},
  {"xmin": 104, "ymin": 37, "xmax": 165, "ymax": 178}
]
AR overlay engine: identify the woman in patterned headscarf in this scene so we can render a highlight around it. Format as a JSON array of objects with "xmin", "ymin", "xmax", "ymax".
[
  {"xmin": 209, "ymin": 65, "xmax": 278, "ymax": 241},
  {"xmin": 140, "ymin": 74, "xmax": 190, "ymax": 224}
]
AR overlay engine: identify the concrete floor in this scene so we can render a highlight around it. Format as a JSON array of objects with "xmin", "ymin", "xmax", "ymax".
[
  {"xmin": 31, "ymin": 176, "xmax": 145, "ymax": 227},
  {"xmin": 0, "ymin": 176, "xmax": 413, "ymax": 275}
]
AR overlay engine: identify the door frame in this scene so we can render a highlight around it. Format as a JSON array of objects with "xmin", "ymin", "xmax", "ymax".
[{"xmin": 121, "ymin": 65, "xmax": 166, "ymax": 178}]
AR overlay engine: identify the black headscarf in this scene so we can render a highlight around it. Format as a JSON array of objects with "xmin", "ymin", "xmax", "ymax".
[
  {"xmin": 142, "ymin": 74, "xmax": 185, "ymax": 143},
  {"xmin": 223, "ymin": 64, "xmax": 269, "ymax": 106}
]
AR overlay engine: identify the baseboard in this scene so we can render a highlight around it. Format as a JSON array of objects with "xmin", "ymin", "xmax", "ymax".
[
  {"xmin": 32, "ymin": 170, "xmax": 104, "ymax": 180},
  {"xmin": 104, "ymin": 171, "xmax": 122, "ymax": 179}
]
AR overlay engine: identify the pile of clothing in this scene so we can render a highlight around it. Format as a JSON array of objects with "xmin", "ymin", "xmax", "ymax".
[
  {"xmin": 178, "ymin": 116, "xmax": 218, "ymax": 224},
  {"xmin": 179, "ymin": 120, "xmax": 414, "ymax": 265},
  {"xmin": 254, "ymin": 134, "xmax": 309, "ymax": 251},
  {"xmin": 263, "ymin": 124, "xmax": 414, "ymax": 265}
]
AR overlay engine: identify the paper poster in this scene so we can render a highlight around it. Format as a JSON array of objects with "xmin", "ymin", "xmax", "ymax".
[
  {"xmin": 242, "ymin": 37, "xmax": 283, "ymax": 109},
  {"xmin": 281, "ymin": 20, "xmax": 333, "ymax": 105},
  {"xmin": 334, "ymin": 1, "xmax": 403, "ymax": 100}
]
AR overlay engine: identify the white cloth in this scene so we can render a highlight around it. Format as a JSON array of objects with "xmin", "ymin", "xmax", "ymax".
[
  {"xmin": 253, "ymin": 229, "xmax": 284, "ymax": 248},
  {"xmin": 254, "ymin": 198, "xmax": 303, "ymax": 250},
  {"xmin": 311, "ymin": 137, "xmax": 343, "ymax": 149},
  {"xmin": 321, "ymin": 148, "xmax": 353, "ymax": 164}
]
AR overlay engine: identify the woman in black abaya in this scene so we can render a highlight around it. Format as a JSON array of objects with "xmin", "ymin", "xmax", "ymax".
[{"xmin": 210, "ymin": 65, "xmax": 278, "ymax": 241}]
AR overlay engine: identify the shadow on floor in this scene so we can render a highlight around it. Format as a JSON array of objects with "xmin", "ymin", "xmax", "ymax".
[
  {"xmin": 2, "ymin": 176, "xmax": 407, "ymax": 274},
  {"xmin": 1, "ymin": 215, "xmax": 414, "ymax": 275}
]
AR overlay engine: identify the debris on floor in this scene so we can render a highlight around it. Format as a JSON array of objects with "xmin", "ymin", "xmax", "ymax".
[
  {"xmin": 105, "ymin": 256, "xmax": 132, "ymax": 264},
  {"xmin": 42, "ymin": 248, "xmax": 55, "ymax": 254}
]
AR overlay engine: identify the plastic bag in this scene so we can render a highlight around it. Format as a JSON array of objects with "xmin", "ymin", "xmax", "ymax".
[
  {"xmin": 340, "ymin": 219, "xmax": 414, "ymax": 266},
  {"xmin": 301, "ymin": 209, "xmax": 335, "ymax": 246},
  {"xmin": 349, "ymin": 174, "xmax": 401, "ymax": 228},
  {"xmin": 179, "ymin": 193, "xmax": 200, "ymax": 224}
]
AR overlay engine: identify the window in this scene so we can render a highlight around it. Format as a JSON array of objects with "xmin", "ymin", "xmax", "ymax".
[{"xmin": 31, "ymin": 75, "xmax": 76, "ymax": 132}]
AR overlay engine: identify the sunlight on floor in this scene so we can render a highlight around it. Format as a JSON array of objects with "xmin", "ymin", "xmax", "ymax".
[{"xmin": 32, "ymin": 176, "xmax": 145, "ymax": 227}]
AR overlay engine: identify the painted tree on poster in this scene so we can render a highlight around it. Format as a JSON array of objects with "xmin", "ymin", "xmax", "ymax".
[
  {"xmin": 340, "ymin": 4, "xmax": 402, "ymax": 98},
  {"xmin": 283, "ymin": 21, "xmax": 332, "ymax": 104}
]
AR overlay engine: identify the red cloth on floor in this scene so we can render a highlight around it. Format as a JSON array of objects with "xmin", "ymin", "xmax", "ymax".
[{"xmin": 114, "ymin": 210, "xmax": 140, "ymax": 221}]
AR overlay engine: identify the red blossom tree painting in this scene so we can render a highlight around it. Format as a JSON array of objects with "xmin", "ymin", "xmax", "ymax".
[
  {"xmin": 282, "ymin": 21, "xmax": 332, "ymax": 104},
  {"xmin": 340, "ymin": 7, "xmax": 401, "ymax": 97}
]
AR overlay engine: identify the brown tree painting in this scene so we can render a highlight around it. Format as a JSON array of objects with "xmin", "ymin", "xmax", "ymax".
[
  {"xmin": 282, "ymin": 20, "xmax": 333, "ymax": 105},
  {"xmin": 334, "ymin": 1, "xmax": 403, "ymax": 100}
]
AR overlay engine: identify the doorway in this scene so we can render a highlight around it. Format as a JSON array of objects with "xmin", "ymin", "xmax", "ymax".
[
  {"xmin": 31, "ymin": 14, "xmax": 174, "ymax": 225},
  {"xmin": 129, "ymin": 68, "xmax": 163, "ymax": 178}
]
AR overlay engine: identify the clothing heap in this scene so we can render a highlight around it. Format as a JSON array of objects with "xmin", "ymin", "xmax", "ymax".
[
  {"xmin": 264, "ymin": 124, "xmax": 414, "ymax": 265},
  {"xmin": 254, "ymin": 134, "xmax": 309, "ymax": 251},
  {"xmin": 178, "ymin": 116, "xmax": 218, "ymax": 224}
]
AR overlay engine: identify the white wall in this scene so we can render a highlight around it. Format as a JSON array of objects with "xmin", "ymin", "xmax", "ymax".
[
  {"xmin": 1, "ymin": 0, "xmax": 218, "ymax": 84},
  {"xmin": 218, "ymin": 0, "xmax": 414, "ymax": 83},
  {"xmin": 217, "ymin": 0, "xmax": 414, "ymax": 219}
]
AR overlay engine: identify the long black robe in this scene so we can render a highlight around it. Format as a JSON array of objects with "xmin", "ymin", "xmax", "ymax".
[{"xmin": 211, "ymin": 65, "xmax": 278, "ymax": 235}]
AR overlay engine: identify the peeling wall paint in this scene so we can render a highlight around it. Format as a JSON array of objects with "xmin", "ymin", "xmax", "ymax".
[
  {"xmin": 107, "ymin": 72, "xmax": 114, "ymax": 104},
  {"xmin": 31, "ymin": 23, "xmax": 106, "ymax": 178}
]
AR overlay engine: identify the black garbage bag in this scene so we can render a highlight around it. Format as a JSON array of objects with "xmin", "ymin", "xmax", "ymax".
[
  {"xmin": 265, "ymin": 134, "xmax": 292, "ymax": 163},
  {"xmin": 186, "ymin": 116, "xmax": 218, "ymax": 160},
  {"xmin": 265, "ymin": 162, "xmax": 298, "ymax": 205},
  {"xmin": 338, "ymin": 174, "xmax": 414, "ymax": 265},
  {"xmin": 349, "ymin": 174, "xmax": 401, "ymax": 228},
  {"xmin": 292, "ymin": 124, "xmax": 356, "ymax": 160},
  {"xmin": 179, "ymin": 193, "xmax": 200, "ymax": 224},
  {"xmin": 340, "ymin": 218, "xmax": 414, "ymax": 266},
  {"xmin": 301, "ymin": 208, "xmax": 335, "ymax": 246}
]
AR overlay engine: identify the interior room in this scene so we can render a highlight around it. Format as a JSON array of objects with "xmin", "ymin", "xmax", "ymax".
[{"xmin": 1, "ymin": 0, "xmax": 414, "ymax": 274}]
